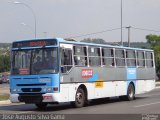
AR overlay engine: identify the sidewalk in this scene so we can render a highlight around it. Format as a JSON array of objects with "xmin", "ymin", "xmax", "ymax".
[
  {"xmin": 156, "ymin": 81, "xmax": 160, "ymax": 88},
  {"xmin": 0, "ymin": 99, "xmax": 11, "ymax": 105}
]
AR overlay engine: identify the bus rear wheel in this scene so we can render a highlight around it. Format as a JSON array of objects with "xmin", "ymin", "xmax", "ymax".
[
  {"xmin": 120, "ymin": 83, "xmax": 135, "ymax": 101},
  {"xmin": 71, "ymin": 88, "xmax": 86, "ymax": 108},
  {"xmin": 35, "ymin": 103, "xmax": 48, "ymax": 110},
  {"xmin": 127, "ymin": 83, "xmax": 135, "ymax": 101}
]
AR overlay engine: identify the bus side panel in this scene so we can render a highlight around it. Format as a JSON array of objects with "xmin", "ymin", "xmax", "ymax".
[
  {"xmin": 115, "ymin": 81, "xmax": 127, "ymax": 96},
  {"xmin": 136, "ymin": 68, "xmax": 155, "ymax": 94},
  {"xmin": 60, "ymin": 67, "xmax": 128, "ymax": 100},
  {"xmin": 145, "ymin": 80, "xmax": 155, "ymax": 92},
  {"xmin": 60, "ymin": 84, "xmax": 70, "ymax": 102},
  {"xmin": 136, "ymin": 80, "xmax": 146, "ymax": 94}
]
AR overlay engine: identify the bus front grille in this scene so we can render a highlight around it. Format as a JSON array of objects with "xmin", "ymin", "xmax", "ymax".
[
  {"xmin": 18, "ymin": 94, "xmax": 43, "ymax": 103},
  {"xmin": 17, "ymin": 83, "xmax": 46, "ymax": 86},
  {"xmin": 21, "ymin": 88, "xmax": 42, "ymax": 92}
]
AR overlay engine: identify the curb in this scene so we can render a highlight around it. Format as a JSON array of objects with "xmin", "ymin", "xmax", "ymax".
[
  {"xmin": 0, "ymin": 99, "xmax": 11, "ymax": 105},
  {"xmin": 156, "ymin": 82, "xmax": 160, "ymax": 85},
  {"xmin": 155, "ymin": 86, "xmax": 160, "ymax": 89}
]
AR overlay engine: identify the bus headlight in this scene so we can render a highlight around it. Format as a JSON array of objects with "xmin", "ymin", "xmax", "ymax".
[
  {"xmin": 47, "ymin": 88, "xmax": 52, "ymax": 92},
  {"xmin": 13, "ymin": 89, "xmax": 17, "ymax": 92},
  {"xmin": 12, "ymin": 88, "xmax": 21, "ymax": 93},
  {"xmin": 42, "ymin": 88, "xmax": 47, "ymax": 92},
  {"xmin": 42, "ymin": 88, "xmax": 52, "ymax": 92},
  {"xmin": 17, "ymin": 89, "xmax": 21, "ymax": 92}
]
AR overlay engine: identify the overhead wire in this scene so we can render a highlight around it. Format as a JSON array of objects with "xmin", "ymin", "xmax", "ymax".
[
  {"xmin": 130, "ymin": 27, "xmax": 160, "ymax": 33},
  {"xmin": 67, "ymin": 26, "xmax": 160, "ymax": 39},
  {"xmin": 67, "ymin": 27, "xmax": 125, "ymax": 39}
]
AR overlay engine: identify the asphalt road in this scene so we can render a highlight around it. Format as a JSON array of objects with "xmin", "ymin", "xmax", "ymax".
[{"xmin": 0, "ymin": 88, "xmax": 160, "ymax": 120}]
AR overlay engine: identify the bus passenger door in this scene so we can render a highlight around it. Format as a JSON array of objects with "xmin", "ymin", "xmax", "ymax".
[{"xmin": 60, "ymin": 43, "xmax": 75, "ymax": 101}]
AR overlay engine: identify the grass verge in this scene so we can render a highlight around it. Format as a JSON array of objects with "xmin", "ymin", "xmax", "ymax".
[{"xmin": 0, "ymin": 94, "xmax": 9, "ymax": 101}]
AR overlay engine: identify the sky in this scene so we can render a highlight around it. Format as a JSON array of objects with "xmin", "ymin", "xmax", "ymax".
[{"xmin": 0, "ymin": 0, "xmax": 160, "ymax": 43}]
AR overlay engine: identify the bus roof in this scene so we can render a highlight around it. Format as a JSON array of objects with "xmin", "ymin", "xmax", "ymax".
[
  {"xmin": 13, "ymin": 38, "xmax": 153, "ymax": 52},
  {"xmin": 56, "ymin": 38, "xmax": 153, "ymax": 52}
]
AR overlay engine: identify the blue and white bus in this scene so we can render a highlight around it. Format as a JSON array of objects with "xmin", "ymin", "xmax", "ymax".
[{"xmin": 10, "ymin": 38, "xmax": 155, "ymax": 109}]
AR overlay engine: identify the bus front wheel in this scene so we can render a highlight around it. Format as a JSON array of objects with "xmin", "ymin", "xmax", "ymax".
[{"xmin": 71, "ymin": 88, "xmax": 86, "ymax": 108}]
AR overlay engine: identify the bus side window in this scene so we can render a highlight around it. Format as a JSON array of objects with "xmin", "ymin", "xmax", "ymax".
[
  {"xmin": 115, "ymin": 49, "xmax": 125, "ymax": 67},
  {"xmin": 73, "ymin": 46, "xmax": 87, "ymax": 67},
  {"xmin": 102, "ymin": 48, "xmax": 114, "ymax": 67},
  {"xmin": 88, "ymin": 47, "xmax": 101, "ymax": 66},
  {"xmin": 126, "ymin": 50, "xmax": 136, "ymax": 67},
  {"xmin": 137, "ymin": 51, "xmax": 145, "ymax": 67},
  {"xmin": 146, "ymin": 52, "xmax": 153, "ymax": 68},
  {"xmin": 61, "ymin": 48, "xmax": 73, "ymax": 73}
]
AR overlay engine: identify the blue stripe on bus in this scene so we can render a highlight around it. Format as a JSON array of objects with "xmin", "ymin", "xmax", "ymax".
[
  {"xmin": 88, "ymin": 74, "xmax": 99, "ymax": 82},
  {"xmin": 127, "ymin": 68, "xmax": 136, "ymax": 92}
]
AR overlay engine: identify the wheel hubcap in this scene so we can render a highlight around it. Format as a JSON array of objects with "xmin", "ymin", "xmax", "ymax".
[
  {"xmin": 129, "ymin": 86, "xmax": 133, "ymax": 98},
  {"xmin": 76, "ymin": 92, "xmax": 83, "ymax": 104}
]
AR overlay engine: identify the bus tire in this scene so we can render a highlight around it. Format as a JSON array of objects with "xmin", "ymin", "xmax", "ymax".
[
  {"xmin": 35, "ymin": 103, "xmax": 48, "ymax": 110},
  {"xmin": 126, "ymin": 83, "xmax": 135, "ymax": 101},
  {"xmin": 72, "ymin": 88, "xmax": 86, "ymax": 108}
]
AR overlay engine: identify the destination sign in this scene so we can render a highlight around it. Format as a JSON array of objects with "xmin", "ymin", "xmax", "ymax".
[{"xmin": 12, "ymin": 39, "xmax": 57, "ymax": 48}]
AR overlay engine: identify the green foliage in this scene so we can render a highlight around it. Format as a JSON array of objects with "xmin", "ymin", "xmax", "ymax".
[
  {"xmin": 0, "ymin": 43, "xmax": 11, "ymax": 73},
  {"xmin": 146, "ymin": 34, "xmax": 160, "ymax": 79},
  {"xmin": 0, "ymin": 55, "xmax": 10, "ymax": 73},
  {"xmin": 0, "ymin": 43, "xmax": 11, "ymax": 48},
  {"xmin": 146, "ymin": 34, "xmax": 160, "ymax": 46},
  {"xmin": 0, "ymin": 94, "xmax": 9, "ymax": 101},
  {"xmin": 81, "ymin": 38, "xmax": 107, "ymax": 44}
]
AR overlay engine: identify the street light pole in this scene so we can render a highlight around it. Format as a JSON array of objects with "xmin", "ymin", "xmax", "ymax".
[
  {"xmin": 126, "ymin": 26, "xmax": 131, "ymax": 47},
  {"xmin": 14, "ymin": 1, "xmax": 37, "ymax": 38},
  {"xmin": 120, "ymin": 0, "xmax": 123, "ymax": 46}
]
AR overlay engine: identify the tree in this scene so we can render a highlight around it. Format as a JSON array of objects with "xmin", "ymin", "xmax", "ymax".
[
  {"xmin": 0, "ymin": 55, "xmax": 10, "ymax": 73},
  {"xmin": 81, "ymin": 38, "xmax": 107, "ymax": 44},
  {"xmin": 0, "ymin": 47, "xmax": 10, "ymax": 73},
  {"xmin": 146, "ymin": 34, "xmax": 160, "ymax": 45},
  {"xmin": 146, "ymin": 34, "xmax": 160, "ymax": 79}
]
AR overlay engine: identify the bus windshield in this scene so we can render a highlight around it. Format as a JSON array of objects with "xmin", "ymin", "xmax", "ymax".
[{"xmin": 11, "ymin": 48, "xmax": 58, "ymax": 75}]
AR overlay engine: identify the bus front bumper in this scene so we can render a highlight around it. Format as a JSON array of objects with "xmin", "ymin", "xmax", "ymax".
[{"xmin": 10, "ymin": 93, "xmax": 64, "ymax": 103}]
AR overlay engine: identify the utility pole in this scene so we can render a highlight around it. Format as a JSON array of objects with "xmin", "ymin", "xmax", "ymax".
[
  {"xmin": 120, "ymin": 0, "xmax": 123, "ymax": 46},
  {"xmin": 126, "ymin": 26, "xmax": 131, "ymax": 47}
]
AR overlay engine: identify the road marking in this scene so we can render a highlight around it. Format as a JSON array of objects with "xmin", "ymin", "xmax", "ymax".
[
  {"xmin": 139, "ymin": 93, "xmax": 160, "ymax": 97},
  {"xmin": 134, "ymin": 101, "xmax": 160, "ymax": 108}
]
